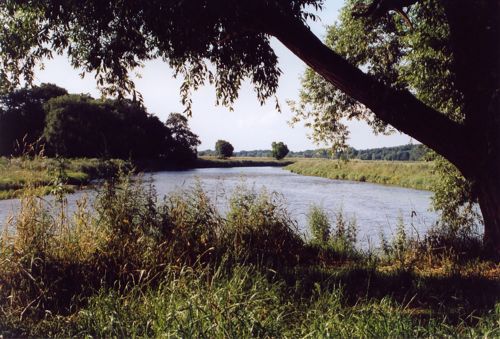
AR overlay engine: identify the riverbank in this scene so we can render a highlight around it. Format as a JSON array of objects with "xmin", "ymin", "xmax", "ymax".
[
  {"xmin": 196, "ymin": 156, "xmax": 295, "ymax": 168},
  {"xmin": 136, "ymin": 156, "xmax": 295, "ymax": 171},
  {"xmin": 285, "ymin": 159, "xmax": 437, "ymax": 191},
  {"xmin": 0, "ymin": 156, "xmax": 437, "ymax": 200},
  {"xmin": 0, "ymin": 174, "xmax": 497, "ymax": 337},
  {"xmin": 0, "ymin": 157, "xmax": 128, "ymax": 199},
  {"xmin": 0, "ymin": 156, "xmax": 294, "ymax": 200}
]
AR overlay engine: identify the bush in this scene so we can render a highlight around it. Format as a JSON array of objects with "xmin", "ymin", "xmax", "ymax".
[
  {"xmin": 308, "ymin": 204, "xmax": 330, "ymax": 243},
  {"xmin": 224, "ymin": 185, "xmax": 304, "ymax": 266},
  {"xmin": 331, "ymin": 207, "xmax": 357, "ymax": 253},
  {"xmin": 271, "ymin": 141, "xmax": 289, "ymax": 160}
]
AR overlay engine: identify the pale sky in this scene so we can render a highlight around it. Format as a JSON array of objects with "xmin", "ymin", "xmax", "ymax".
[{"xmin": 33, "ymin": 0, "xmax": 412, "ymax": 152}]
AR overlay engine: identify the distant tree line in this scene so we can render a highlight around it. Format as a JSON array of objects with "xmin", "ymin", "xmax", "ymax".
[
  {"xmin": 199, "ymin": 144, "xmax": 427, "ymax": 161},
  {"xmin": 0, "ymin": 84, "xmax": 200, "ymax": 164},
  {"xmin": 333, "ymin": 144, "xmax": 428, "ymax": 161}
]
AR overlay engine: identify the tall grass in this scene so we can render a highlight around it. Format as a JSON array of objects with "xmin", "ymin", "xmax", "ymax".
[
  {"xmin": 0, "ymin": 169, "xmax": 498, "ymax": 337},
  {"xmin": 286, "ymin": 159, "xmax": 437, "ymax": 190},
  {"xmin": 307, "ymin": 204, "xmax": 359, "ymax": 261},
  {"xmin": 0, "ymin": 155, "xmax": 128, "ymax": 199}
]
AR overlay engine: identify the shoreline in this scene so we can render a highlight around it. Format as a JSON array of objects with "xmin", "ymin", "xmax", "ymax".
[
  {"xmin": 0, "ymin": 156, "xmax": 436, "ymax": 200},
  {"xmin": 284, "ymin": 159, "xmax": 437, "ymax": 191}
]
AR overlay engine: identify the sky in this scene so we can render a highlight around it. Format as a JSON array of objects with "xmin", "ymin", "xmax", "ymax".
[{"xmin": 33, "ymin": 0, "xmax": 413, "ymax": 152}]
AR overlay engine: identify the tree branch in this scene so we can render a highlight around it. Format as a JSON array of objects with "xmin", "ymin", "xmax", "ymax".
[
  {"xmin": 263, "ymin": 12, "xmax": 477, "ymax": 177},
  {"xmin": 352, "ymin": 0, "xmax": 419, "ymax": 18}
]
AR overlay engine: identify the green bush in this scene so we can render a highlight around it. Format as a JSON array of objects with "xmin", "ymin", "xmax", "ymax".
[
  {"xmin": 308, "ymin": 204, "xmax": 330, "ymax": 244},
  {"xmin": 224, "ymin": 186, "xmax": 304, "ymax": 266}
]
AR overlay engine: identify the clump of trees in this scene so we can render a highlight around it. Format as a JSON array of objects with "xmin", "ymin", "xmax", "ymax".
[
  {"xmin": 215, "ymin": 140, "xmax": 234, "ymax": 159},
  {"xmin": 0, "ymin": 83, "xmax": 68, "ymax": 155},
  {"xmin": 271, "ymin": 141, "xmax": 289, "ymax": 160},
  {"xmin": 0, "ymin": 84, "xmax": 200, "ymax": 164}
]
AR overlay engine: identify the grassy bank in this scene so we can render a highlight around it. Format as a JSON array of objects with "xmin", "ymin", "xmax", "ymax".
[
  {"xmin": 286, "ymin": 159, "xmax": 437, "ymax": 190},
  {"xmin": 0, "ymin": 156, "xmax": 294, "ymax": 200},
  {"xmin": 0, "ymin": 157, "xmax": 128, "ymax": 200},
  {"xmin": 0, "ymin": 173, "xmax": 498, "ymax": 337},
  {"xmin": 195, "ymin": 156, "xmax": 295, "ymax": 168}
]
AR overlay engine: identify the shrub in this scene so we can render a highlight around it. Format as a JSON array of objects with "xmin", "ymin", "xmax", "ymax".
[
  {"xmin": 224, "ymin": 185, "xmax": 304, "ymax": 266},
  {"xmin": 308, "ymin": 204, "xmax": 330, "ymax": 244},
  {"xmin": 330, "ymin": 207, "xmax": 357, "ymax": 254}
]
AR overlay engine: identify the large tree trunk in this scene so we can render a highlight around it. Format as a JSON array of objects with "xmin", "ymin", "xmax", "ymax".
[{"xmin": 477, "ymin": 174, "xmax": 500, "ymax": 256}]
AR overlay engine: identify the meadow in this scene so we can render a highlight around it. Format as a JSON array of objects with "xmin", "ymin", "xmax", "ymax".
[
  {"xmin": 0, "ymin": 161, "xmax": 497, "ymax": 337},
  {"xmin": 286, "ymin": 159, "xmax": 437, "ymax": 190}
]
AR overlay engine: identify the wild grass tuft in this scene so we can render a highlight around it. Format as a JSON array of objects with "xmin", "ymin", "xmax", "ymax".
[
  {"xmin": 307, "ymin": 204, "xmax": 359, "ymax": 262},
  {"xmin": 224, "ymin": 185, "xmax": 303, "ymax": 266}
]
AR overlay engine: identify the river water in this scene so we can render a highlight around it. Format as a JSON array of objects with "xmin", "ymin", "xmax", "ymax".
[{"xmin": 0, "ymin": 167, "xmax": 437, "ymax": 248}]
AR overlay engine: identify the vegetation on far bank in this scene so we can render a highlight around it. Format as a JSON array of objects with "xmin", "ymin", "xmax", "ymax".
[
  {"xmin": 199, "ymin": 144, "xmax": 427, "ymax": 161},
  {"xmin": 0, "ymin": 157, "xmax": 128, "ymax": 200},
  {"xmin": 1, "ymin": 154, "xmax": 441, "ymax": 201},
  {"xmin": 0, "ymin": 84, "xmax": 200, "ymax": 165},
  {"xmin": 196, "ymin": 156, "xmax": 295, "ymax": 168},
  {"xmin": 285, "ymin": 159, "xmax": 437, "ymax": 191},
  {"xmin": 0, "ymin": 168, "xmax": 497, "ymax": 337},
  {"xmin": 0, "ymin": 156, "xmax": 297, "ymax": 200}
]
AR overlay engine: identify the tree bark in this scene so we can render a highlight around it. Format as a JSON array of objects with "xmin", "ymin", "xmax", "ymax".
[{"xmin": 477, "ymin": 174, "xmax": 500, "ymax": 256}]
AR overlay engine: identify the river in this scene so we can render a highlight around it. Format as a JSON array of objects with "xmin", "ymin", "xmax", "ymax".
[{"xmin": 0, "ymin": 167, "xmax": 437, "ymax": 248}]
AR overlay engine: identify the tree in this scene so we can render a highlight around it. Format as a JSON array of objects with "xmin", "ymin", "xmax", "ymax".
[
  {"xmin": 43, "ymin": 95, "xmax": 170, "ymax": 159},
  {"xmin": 272, "ymin": 141, "xmax": 290, "ymax": 160},
  {"xmin": 165, "ymin": 113, "xmax": 201, "ymax": 163},
  {"xmin": 291, "ymin": 1, "xmax": 486, "ymax": 238},
  {"xmin": 0, "ymin": 0, "xmax": 498, "ymax": 252},
  {"xmin": 0, "ymin": 83, "xmax": 67, "ymax": 155},
  {"xmin": 215, "ymin": 140, "xmax": 234, "ymax": 159},
  {"xmin": 43, "ymin": 94, "xmax": 115, "ymax": 157}
]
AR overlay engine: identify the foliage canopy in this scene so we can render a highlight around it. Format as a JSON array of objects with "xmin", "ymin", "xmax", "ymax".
[
  {"xmin": 215, "ymin": 140, "xmax": 234, "ymax": 159},
  {"xmin": 0, "ymin": 85, "xmax": 200, "ymax": 162},
  {"xmin": 271, "ymin": 141, "xmax": 290, "ymax": 160}
]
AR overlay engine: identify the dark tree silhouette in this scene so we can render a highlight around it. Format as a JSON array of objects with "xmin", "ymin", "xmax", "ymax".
[
  {"xmin": 0, "ymin": 83, "xmax": 67, "ymax": 155},
  {"xmin": 215, "ymin": 140, "xmax": 234, "ymax": 159},
  {"xmin": 272, "ymin": 142, "xmax": 290, "ymax": 160}
]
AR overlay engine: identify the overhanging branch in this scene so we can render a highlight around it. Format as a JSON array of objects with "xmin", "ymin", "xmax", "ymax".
[
  {"xmin": 352, "ymin": 0, "xmax": 419, "ymax": 28},
  {"xmin": 352, "ymin": 0, "xmax": 419, "ymax": 18},
  {"xmin": 262, "ymin": 11, "xmax": 477, "ymax": 177}
]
